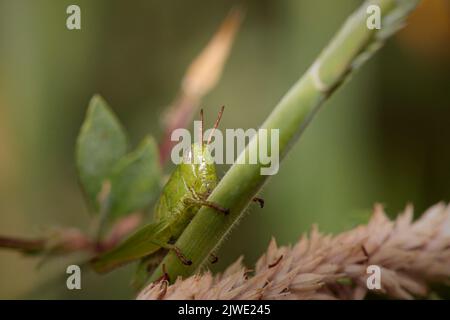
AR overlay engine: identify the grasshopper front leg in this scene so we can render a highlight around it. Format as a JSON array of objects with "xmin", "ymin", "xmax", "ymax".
[
  {"xmin": 188, "ymin": 197, "xmax": 263, "ymax": 213},
  {"xmin": 184, "ymin": 197, "xmax": 229, "ymax": 215},
  {"xmin": 185, "ymin": 186, "xmax": 230, "ymax": 214}
]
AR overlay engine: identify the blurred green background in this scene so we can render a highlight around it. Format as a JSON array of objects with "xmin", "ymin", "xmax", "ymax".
[{"xmin": 0, "ymin": 0, "xmax": 449, "ymax": 299}]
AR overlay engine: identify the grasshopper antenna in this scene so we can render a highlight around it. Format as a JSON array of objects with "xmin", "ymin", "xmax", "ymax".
[
  {"xmin": 207, "ymin": 106, "xmax": 225, "ymax": 145},
  {"xmin": 199, "ymin": 108, "xmax": 204, "ymax": 151}
]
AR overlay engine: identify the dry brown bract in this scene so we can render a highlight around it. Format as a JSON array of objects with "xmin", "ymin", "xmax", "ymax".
[{"xmin": 138, "ymin": 203, "xmax": 450, "ymax": 300}]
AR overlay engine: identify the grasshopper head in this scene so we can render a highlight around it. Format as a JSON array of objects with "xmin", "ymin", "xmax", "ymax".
[
  {"xmin": 180, "ymin": 107, "xmax": 224, "ymax": 195},
  {"xmin": 181, "ymin": 143, "xmax": 217, "ymax": 194}
]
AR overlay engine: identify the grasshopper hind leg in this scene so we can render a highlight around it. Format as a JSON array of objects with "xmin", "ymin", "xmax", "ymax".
[
  {"xmin": 132, "ymin": 252, "xmax": 165, "ymax": 291},
  {"xmin": 154, "ymin": 264, "xmax": 171, "ymax": 284}
]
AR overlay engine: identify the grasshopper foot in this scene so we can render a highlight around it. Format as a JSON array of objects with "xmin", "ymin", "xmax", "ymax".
[
  {"xmin": 209, "ymin": 253, "xmax": 219, "ymax": 264},
  {"xmin": 252, "ymin": 197, "xmax": 264, "ymax": 208}
]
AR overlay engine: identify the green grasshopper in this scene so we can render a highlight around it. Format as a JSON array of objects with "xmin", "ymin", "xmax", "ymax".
[{"xmin": 91, "ymin": 107, "xmax": 263, "ymax": 283}]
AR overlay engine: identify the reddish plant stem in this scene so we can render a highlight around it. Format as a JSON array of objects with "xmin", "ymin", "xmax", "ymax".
[{"xmin": 0, "ymin": 236, "xmax": 46, "ymax": 254}]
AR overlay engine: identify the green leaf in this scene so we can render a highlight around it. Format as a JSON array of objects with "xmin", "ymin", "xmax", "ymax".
[
  {"xmin": 109, "ymin": 136, "xmax": 162, "ymax": 219},
  {"xmin": 76, "ymin": 94, "xmax": 128, "ymax": 210}
]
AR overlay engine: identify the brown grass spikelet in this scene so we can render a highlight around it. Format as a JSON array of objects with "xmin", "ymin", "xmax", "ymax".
[{"xmin": 138, "ymin": 203, "xmax": 450, "ymax": 300}]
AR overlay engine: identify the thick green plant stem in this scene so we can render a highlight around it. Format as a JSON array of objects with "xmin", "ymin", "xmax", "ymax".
[{"xmin": 150, "ymin": 0, "xmax": 420, "ymax": 282}]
